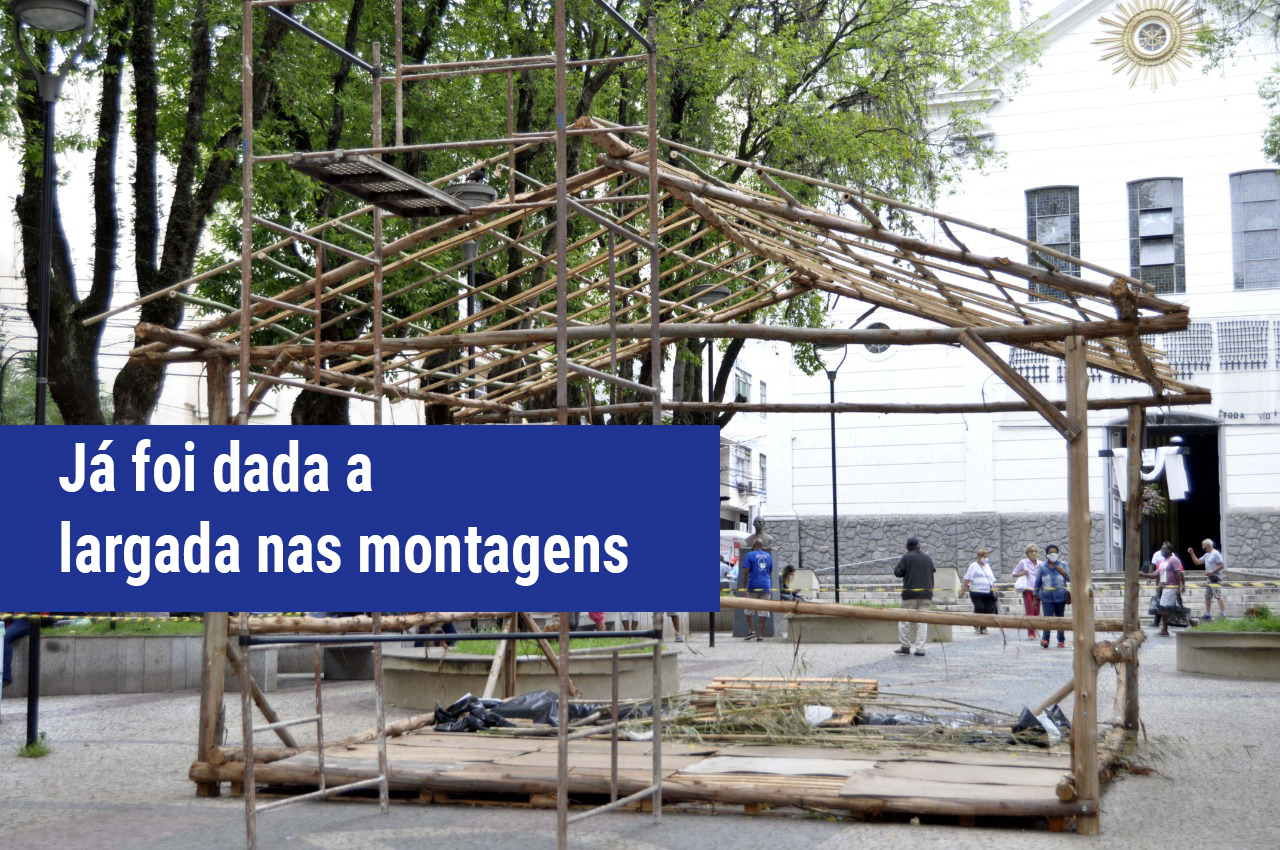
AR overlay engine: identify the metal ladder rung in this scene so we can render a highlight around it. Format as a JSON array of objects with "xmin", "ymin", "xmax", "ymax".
[
  {"xmin": 255, "ymin": 777, "xmax": 385, "ymax": 813},
  {"xmin": 252, "ymin": 714, "xmax": 321, "ymax": 734}
]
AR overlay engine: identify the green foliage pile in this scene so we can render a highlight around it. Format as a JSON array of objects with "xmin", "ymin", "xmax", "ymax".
[{"xmin": 1193, "ymin": 603, "xmax": 1280, "ymax": 632}]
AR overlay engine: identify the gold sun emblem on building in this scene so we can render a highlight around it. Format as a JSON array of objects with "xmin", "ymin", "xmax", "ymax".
[{"xmin": 1094, "ymin": 0, "xmax": 1201, "ymax": 90}]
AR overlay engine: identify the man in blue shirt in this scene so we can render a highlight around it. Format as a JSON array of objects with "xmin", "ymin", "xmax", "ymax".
[{"xmin": 742, "ymin": 542, "xmax": 773, "ymax": 641}]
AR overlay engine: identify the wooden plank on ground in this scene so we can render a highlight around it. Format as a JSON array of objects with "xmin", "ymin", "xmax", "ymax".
[
  {"xmin": 840, "ymin": 773, "xmax": 1058, "ymax": 802},
  {"xmin": 400, "ymin": 734, "xmax": 554, "ymax": 752},
  {"xmin": 714, "ymin": 744, "xmax": 901, "ymax": 761},
  {"xmin": 492, "ymin": 751, "xmax": 701, "ymax": 771},
  {"xmin": 679, "ymin": 755, "xmax": 877, "ymax": 778},
  {"xmin": 874, "ymin": 760, "xmax": 1067, "ymax": 787}
]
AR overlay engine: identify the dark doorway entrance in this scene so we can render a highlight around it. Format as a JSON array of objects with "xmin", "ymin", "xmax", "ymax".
[{"xmin": 1107, "ymin": 413, "xmax": 1221, "ymax": 573}]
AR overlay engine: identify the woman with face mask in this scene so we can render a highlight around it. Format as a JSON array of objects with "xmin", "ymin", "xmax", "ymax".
[
  {"xmin": 962, "ymin": 547, "xmax": 998, "ymax": 634},
  {"xmin": 1035, "ymin": 544, "xmax": 1071, "ymax": 648},
  {"xmin": 1012, "ymin": 545, "xmax": 1042, "ymax": 638}
]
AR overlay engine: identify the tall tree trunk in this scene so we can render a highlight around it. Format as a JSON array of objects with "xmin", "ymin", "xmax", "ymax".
[
  {"xmin": 14, "ymin": 18, "xmax": 126, "ymax": 424},
  {"xmin": 113, "ymin": 10, "xmax": 288, "ymax": 423}
]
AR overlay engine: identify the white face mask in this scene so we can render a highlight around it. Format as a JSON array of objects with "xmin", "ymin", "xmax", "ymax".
[
  {"xmin": 1048, "ymin": 553, "xmax": 1059, "ymax": 563},
  {"xmin": 979, "ymin": 557, "xmax": 989, "ymax": 565}
]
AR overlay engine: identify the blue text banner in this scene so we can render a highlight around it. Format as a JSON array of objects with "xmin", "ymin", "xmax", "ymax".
[{"xmin": 4, "ymin": 425, "xmax": 719, "ymax": 611}]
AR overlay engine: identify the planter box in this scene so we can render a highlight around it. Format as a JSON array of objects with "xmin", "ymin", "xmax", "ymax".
[
  {"xmin": 783, "ymin": 612, "xmax": 953, "ymax": 644},
  {"xmin": 2, "ymin": 635, "xmax": 276, "ymax": 697},
  {"xmin": 382, "ymin": 646, "xmax": 679, "ymax": 710},
  {"xmin": 1176, "ymin": 630, "xmax": 1280, "ymax": 680}
]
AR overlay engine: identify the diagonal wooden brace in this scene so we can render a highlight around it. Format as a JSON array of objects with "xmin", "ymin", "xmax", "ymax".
[{"xmin": 958, "ymin": 330, "xmax": 1080, "ymax": 441}]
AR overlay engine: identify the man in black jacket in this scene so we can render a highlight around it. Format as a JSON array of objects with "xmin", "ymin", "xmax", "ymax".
[{"xmin": 893, "ymin": 537, "xmax": 934, "ymax": 657}]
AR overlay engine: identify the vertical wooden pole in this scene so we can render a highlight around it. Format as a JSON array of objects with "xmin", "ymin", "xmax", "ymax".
[
  {"xmin": 503, "ymin": 613, "xmax": 519, "ymax": 697},
  {"xmin": 371, "ymin": 43, "xmax": 384, "ymax": 425},
  {"xmin": 646, "ymin": 15, "xmax": 662, "ymax": 424},
  {"xmin": 553, "ymin": 0, "xmax": 569, "ymax": 425},
  {"xmin": 195, "ymin": 611, "xmax": 228, "ymax": 797},
  {"xmin": 555, "ymin": 612, "xmax": 570, "ymax": 850},
  {"xmin": 237, "ymin": 0, "xmax": 253, "ymax": 425},
  {"xmin": 1065, "ymin": 335, "xmax": 1099, "ymax": 834},
  {"xmin": 207, "ymin": 358, "xmax": 230, "ymax": 425},
  {"xmin": 373, "ymin": 611, "xmax": 389, "ymax": 813},
  {"xmin": 1122, "ymin": 404, "xmax": 1144, "ymax": 731},
  {"xmin": 239, "ymin": 612, "xmax": 256, "ymax": 849}
]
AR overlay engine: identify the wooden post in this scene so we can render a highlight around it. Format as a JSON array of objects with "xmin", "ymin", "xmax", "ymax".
[
  {"xmin": 482, "ymin": 632, "xmax": 510, "ymax": 700},
  {"xmin": 1065, "ymin": 335, "xmax": 1099, "ymax": 834},
  {"xmin": 196, "ymin": 612, "xmax": 229, "ymax": 797},
  {"xmin": 1122, "ymin": 404, "xmax": 1144, "ymax": 731},
  {"xmin": 503, "ymin": 612, "xmax": 519, "ymax": 697},
  {"xmin": 207, "ymin": 357, "xmax": 231, "ymax": 425}
]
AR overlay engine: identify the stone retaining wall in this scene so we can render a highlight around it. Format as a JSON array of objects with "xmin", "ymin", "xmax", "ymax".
[
  {"xmin": 1227, "ymin": 509, "xmax": 1280, "ymax": 570},
  {"xmin": 766, "ymin": 512, "xmax": 1105, "ymax": 577},
  {"xmin": 2, "ymin": 635, "xmax": 276, "ymax": 697}
]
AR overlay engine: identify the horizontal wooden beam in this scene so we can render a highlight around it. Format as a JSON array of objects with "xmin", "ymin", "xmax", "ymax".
[
  {"xmin": 134, "ymin": 312, "xmax": 1189, "ymax": 359},
  {"xmin": 497, "ymin": 392, "xmax": 1212, "ymax": 419},
  {"xmin": 719, "ymin": 594, "xmax": 1126, "ymax": 632}
]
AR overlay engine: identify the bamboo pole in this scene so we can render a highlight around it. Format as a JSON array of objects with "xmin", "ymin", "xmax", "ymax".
[
  {"xmin": 225, "ymin": 641, "xmax": 299, "ymax": 749},
  {"xmin": 218, "ymin": 708, "xmax": 440, "ymax": 764},
  {"xmin": 482, "ymin": 628, "xmax": 510, "ymax": 700},
  {"xmin": 518, "ymin": 612, "xmax": 580, "ymax": 698},
  {"xmin": 195, "ymin": 612, "xmax": 229, "ymax": 796},
  {"xmin": 229, "ymin": 612, "xmax": 511, "ymax": 635},
  {"xmin": 148, "ymin": 312, "xmax": 1190, "ymax": 359},
  {"xmin": 502, "ymin": 612, "xmax": 519, "ymax": 697},
  {"xmin": 600, "ymin": 152, "xmax": 1176, "ymax": 314},
  {"xmin": 1065, "ymin": 334, "xmax": 1100, "ymax": 834},
  {"xmin": 718, "ymin": 595, "xmax": 1125, "ymax": 632},
  {"xmin": 1033, "ymin": 678, "xmax": 1076, "ymax": 716},
  {"xmin": 1122, "ymin": 404, "xmax": 1144, "ymax": 731}
]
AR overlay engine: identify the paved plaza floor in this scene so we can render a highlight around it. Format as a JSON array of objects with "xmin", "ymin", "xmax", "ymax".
[{"xmin": 1, "ymin": 624, "xmax": 1276, "ymax": 849}]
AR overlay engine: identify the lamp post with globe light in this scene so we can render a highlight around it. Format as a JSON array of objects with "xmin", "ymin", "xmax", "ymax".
[
  {"xmin": 9, "ymin": 0, "xmax": 96, "ymax": 750},
  {"xmin": 817, "ymin": 343, "xmax": 848, "ymax": 603}
]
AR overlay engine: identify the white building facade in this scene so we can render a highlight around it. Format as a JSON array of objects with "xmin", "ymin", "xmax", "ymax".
[{"xmin": 762, "ymin": 0, "xmax": 1280, "ymax": 573}]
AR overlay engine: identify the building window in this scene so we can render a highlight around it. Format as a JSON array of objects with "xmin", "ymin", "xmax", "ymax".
[
  {"xmin": 733, "ymin": 446, "xmax": 751, "ymax": 492},
  {"xmin": 1129, "ymin": 178, "xmax": 1184, "ymax": 294},
  {"xmin": 1025, "ymin": 187, "xmax": 1079, "ymax": 301},
  {"xmin": 1218, "ymin": 319, "xmax": 1269, "ymax": 370},
  {"xmin": 1230, "ymin": 170, "xmax": 1280, "ymax": 290},
  {"xmin": 758, "ymin": 380, "xmax": 767, "ymax": 416},
  {"xmin": 758, "ymin": 454, "xmax": 767, "ymax": 499},
  {"xmin": 734, "ymin": 367, "xmax": 751, "ymax": 402}
]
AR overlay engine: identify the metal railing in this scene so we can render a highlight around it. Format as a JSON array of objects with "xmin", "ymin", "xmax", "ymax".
[{"xmin": 234, "ymin": 613, "xmax": 666, "ymax": 849}]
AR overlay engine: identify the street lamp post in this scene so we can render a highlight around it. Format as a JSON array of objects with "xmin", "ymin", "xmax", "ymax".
[
  {"xmin": 691, "ymin": 283, "xmax": 731, "ymax": 410},
  {"xmin": 10, "ymin": 0, "xmax": 97, "ymax": 749},
  {"xmin": 817, "ymin": 344, "xmax": 848, "ymax": 603}
]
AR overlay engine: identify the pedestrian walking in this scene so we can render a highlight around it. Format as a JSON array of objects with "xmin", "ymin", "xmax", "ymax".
[
  {"xmin": 1012, "ymin": 545, "xmax": 1043, "ymax": 638},
  {"xmin": 1187, "ymin": 539, "xmax": 1226, "ymax": 621},
  {"xmin": 1035, "ymin": 544, "xmax": 1071, "ymax": 648},
  {"xmin": 962, "ymin": 548, "xmax": 998, "ymax": 634},
  {"xmin": 1143, "ymin": 542, "xmax": 1185, "ymax": 636},
  {"xmin": 741, "ymin": 541, "xmax": 773, "ymax": 641},
  {"xmin": 893, "ymin": 537, "xmax": 934, "ymax": 657}
]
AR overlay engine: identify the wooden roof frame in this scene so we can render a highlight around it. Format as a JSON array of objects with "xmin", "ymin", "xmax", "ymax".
[{"xmin": 110, "ymin": 116, "xmax": 1205, "ymax": 424}]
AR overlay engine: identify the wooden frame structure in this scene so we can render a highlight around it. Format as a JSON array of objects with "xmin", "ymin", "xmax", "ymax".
[{"xmin": 114, "ymin": 0, "xmax": 1209, "ymax": 836}]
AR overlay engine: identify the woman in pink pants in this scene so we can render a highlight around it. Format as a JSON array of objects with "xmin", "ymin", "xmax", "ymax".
[{"xmin": 1012, "ymin": 545, "xmax": 1042, "ymax": 638}]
